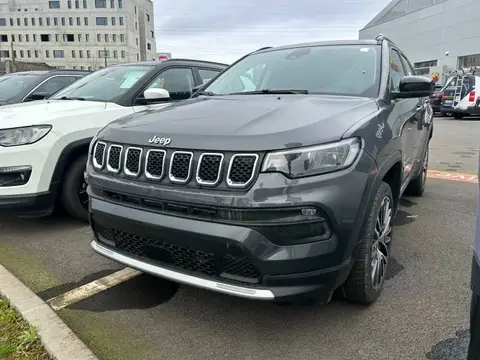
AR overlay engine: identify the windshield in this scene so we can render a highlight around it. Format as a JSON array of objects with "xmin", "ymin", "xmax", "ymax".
[
  {"xmin": 0, "ymin": 74, "xmax": 43, "ymax": 101},
  {"xmin": 204, "ymin": 44, "xmax": 380, "ymax": 97},
  {"xmin": 51, "ymin": 65, "xmax": 152, "ymax": 102}
]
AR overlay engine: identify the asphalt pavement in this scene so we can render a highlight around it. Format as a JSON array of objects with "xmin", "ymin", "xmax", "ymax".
[{"xmin": 0, "ymin": 116, "xmax": 479, "ymax": 360}]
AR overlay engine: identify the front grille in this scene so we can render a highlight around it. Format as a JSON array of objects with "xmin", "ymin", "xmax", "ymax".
[
  {"xmin": 227, "ymin": 154, "xmax": 259, "ymax": 187},
  {"xmin": 93, "ymin": 142, "xmax": 106, "ymax": 169},
  {"xmin": 91, "ymin": 140, "xmax": 261, "ymax": 189},
  {"xmin": 107, "ymin": 145, "xmax": 122, "ymax": 173},
  {"xmin": 125, "ymin": 147, "xmax": 142, "ymax": 176},
  {"xmin": 196, "ymin": 153, "xmax": 223, "ymax": 185},
  {"xmin": 95, "ymin": 225, "xmax": 260, "ymax": 283},
  {"xmin": 169, "ymin": 151, "xmax": 193, "ymax": 183}
]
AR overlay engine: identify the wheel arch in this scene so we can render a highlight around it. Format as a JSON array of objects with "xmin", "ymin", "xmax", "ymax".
[{"xmin": 374, "ymin": 151, "xmax": 403, "ymax": 214}]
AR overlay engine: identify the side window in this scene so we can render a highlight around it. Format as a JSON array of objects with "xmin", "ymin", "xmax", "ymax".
[
  {"xmin": 198, "ymin": 68, "xmax": 221, "ymax": 85},
  {"xmin": 389, "ymin": 49, "xmax": 407, "ymax": 91},
  {"xmin": 400, "ymin": 54, "xmax": 416, "ymax": 76},
  {"xmin": 147, "ymin": 67, "xmax": 194, "ymax": 100},
  {"xmin": 34, "ymin": 76, "xmax": 78, "ymax": 96}
]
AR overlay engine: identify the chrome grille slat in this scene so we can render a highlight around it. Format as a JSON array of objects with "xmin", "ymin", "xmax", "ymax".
[
  {"xmin": 106, "ymin": 145, "xmax": 123, "ymax": 173},
  {"xmin": 145, "ymin": 149, "xmax": 166, "ymax": 180},
  {"xmin": 93, "ymin": 141, "xmax": 106, "ymax": 169},
  {"xmin": 169, "ymin": 151, "xmax": 193, "ymax": 184},
  {"xmin": 227, "ymin": 154, "xmax": 259, "ymax": 188},
  {"xmin": 124, "ymin": 147, "xmax": 143, "ymax": 177},
  {"xmin": 196, "ymin": 153, "xmax": 224, "ymax": 186}
]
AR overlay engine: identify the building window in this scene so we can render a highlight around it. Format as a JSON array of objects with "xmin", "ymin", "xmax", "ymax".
[
  {"xmin": 151, "ymin": 30, "xmax": 154, "ymax": 38},
  {"xmin": 0, "ymin": 50, "xmax": 9, "ymax": 58},
  {"xmin": 55, "ymin": 34, "xmax": 59, "ymax": 41},
  {"xmin": 53, "ymin": 50, "xmax": 64, "ymax": 58},
  {"xmin": 35, "ymin": 50, "xmax": 38, "ymax": 58},
  {"xmin": 87, "ymin": 50, "xmax": 91, "ymax": 58},
  {"xmin": 67, "ymin": 0, "xmax": 72, "ymax": 9},
  {"xmin": 18, "ymin": 34, "xmax": 22, "ymax": 42},
  {"xmin": 95, "ymin": 0, "xmax": 106, "ymax": 8},
  {"xmin": 120, "ymin": 34, "xmax": 124, "ymax": 42},
  {"xmin": 79, "ymin": 50, "xmax": 83, "ymax": 58},
  {"xmin": 24, "ymin": 18, "xmax": 28, "ymax": 26},
  {"xmin": 0, "ymin": 35, "xmax": 6, "ymax": 42},
  {"xmin": 46, "ymin": 17, "xmax": 50, "ymax": 26},
  {"xmin": 69, "ymin": 17, "xmax": 73, "ymax": 25},
  {"xmin": 121, "ymin": 50, "xmax": 125, "ymax": 58},
  {"xmin": 33, "ymin": 34, "xmax": 36, "ymax": 41},
  {"xmin": 135, "ymin": 22, "xmax": 137, "ymax": 30},
  {"xmin": 134, "ymin": 6, "xmax": 137, "ymax": 14},
  {"xmin": 49, "ymin": 1, "xmax": 60, "ymax": 8},
  {"xmin": 146, "ymin": 14, "xmax": 150, "ymax": 22},
  {"xmin": 113, "ymin": 50, "xmax": 117, "ymax": 58},
  {"xmin": 75, "ymin": 0, "xmax": 79, "ymax": 8},
  {"xmin": 118, "ymin": 0, "xmax": 122, "ymax": 8},
  {"xmin": 53, "ymin": 18, "xmax": 57, "ymax": 26},
  {"xmin": 72, "ymin": 50, "xmax": 76, "ymax": 58},
  {"xmin": 19, "ymin": 50, "xmax": 24, "ymax": 58},
  {"xmin": 45, "ymin": 50, "xmax": 50, "ymax": 58},
  {"xmin": 112, "ymin": 34, "xmax": 116, "ymax": 42},
  {"xmin": 27, "ymin": 50, "xmax": 31, "ymax": 58},
  {"xmin": 110, "ymin": 0, "xmax": 115, "ymax": 7},
  {"xmin": 9, "ymin": 18, "xmax": 13, "ymax": 26},
  {"xmin": 97, "ymin": 34, "xmax": 101, "ymax": 42},
  {"xmin": 78, "ymin": 33, "xmax": 82, "ymax": 41},
  {"xmin": 83, "ymin": 0, "xmax": 87, "ymax": 8},
  {"xmin": 136, "ymin": 38, "xmax": 138, "ymax": 46},
  {"xmin": 104, "ymin": 34, "xmax": 108, "ymax": 42},
  {"xmin": 84, "ymin": 17, "xmax": 88, "ymax": 25},
  {"xmin": 11, "ymin": 34, "xmax": 15, "ymax": 42},
  {"xmin": 111, "ymin": 17, "xmax": 116, "ymax": 25},
  {"xmin": 64, "ymin": 34, "xmax": 74, "ymax": 42},
  {"xmin": 16, "ymin": 18, "xmax": 20, "ymax": 26},
  {"xmin": 61, "ymin": 17, "xmax": 65, "ymax": 25},
  {"xmin": 147, "ymin": 43, "xmax": 151, "ymax": 50},
  {"xmin": 25, "ymin": 34, "xmax": 29, "ymax": 41},
  {"xmin": 39, "ymin": 18, "xmax": 43, "ymax": 26},
  {"xmin": 136, "ymin": 53, "xmax": 139, "ymax": 61},
  {"xmin": 119, "ymin": 17, "xmax": 124, "ymax": 25},
  {"xmin": 414, "ymin": 60, "xmax": 438, "ymax": 68},
  {"xmin": 85, "ymin": 34, "xmax": 89, "ymax": 41},
  {"xmin": 459, "ymin": 54, "xmax": 480, "ymax": 68},
  {"xmin": 40, "ymin": 34, "xmax": 50, "ymax": 42},
  {"xmin": 76, "ymin": 17, "xmax": 81, "ymax": 25},
  {"xmin": 12, "ymin": 50, "xmax": 17, "ymax": 58},
  {"xmin": 96, "ymin": 17, "xmax": 108, "ymax": 26}
]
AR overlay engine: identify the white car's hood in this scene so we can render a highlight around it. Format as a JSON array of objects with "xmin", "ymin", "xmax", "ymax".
[{"xmin": 0, "ymin": 100, "xmax": 110, "ymax": 128}]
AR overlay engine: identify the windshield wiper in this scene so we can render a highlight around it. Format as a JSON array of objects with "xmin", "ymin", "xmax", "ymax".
[
  {"xmin": 230, "ymin": 89, "xmax": 309, "ymax": 95},
  {"xmin": 58, "ymin": 96, "xmax": 86, "ymax": 101},
  {"xmin": 197, "ymin": 91, "xmax": 219, "ymax": 96}
]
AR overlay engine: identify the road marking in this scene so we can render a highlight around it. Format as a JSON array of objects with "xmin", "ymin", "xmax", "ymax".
[
  {"xmin": 47, "ymin": 267, "xmax": 142, "ymax": 311},
  {"xmin": 427, "ymin": 170, "xmax": 478, "ymax": 184}
]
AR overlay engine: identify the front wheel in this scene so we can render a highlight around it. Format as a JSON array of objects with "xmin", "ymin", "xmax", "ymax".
[
  {"xmin": 343, "ymin": 181, "xmax": 393, "ymax": 305},
  {"xmin": 61, "ymin": 154, "xmax": 89, "ymax": 222},
  {"xmin": 453, "ymin": 113, "xmax": 464, "ymax": 119}
]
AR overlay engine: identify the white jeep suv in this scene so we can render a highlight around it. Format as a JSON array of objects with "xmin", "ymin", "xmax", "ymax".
[{"xmin": 0, "ymin": 59, "xmax": 227, "ymax": 221}]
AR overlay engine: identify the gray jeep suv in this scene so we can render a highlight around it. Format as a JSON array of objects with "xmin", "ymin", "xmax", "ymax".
[{"xmin": 86, "ymin": 35, "xmax": 434, "ymax": 305}]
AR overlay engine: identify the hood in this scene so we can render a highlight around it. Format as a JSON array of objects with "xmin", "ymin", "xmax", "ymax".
[
  {"xmin": 99, "ymin": 95, "xmax": 379, "ymax": 151},
  {"xmin": 0, "ymin": 100, "xmax": 109, "ymax": 128}
]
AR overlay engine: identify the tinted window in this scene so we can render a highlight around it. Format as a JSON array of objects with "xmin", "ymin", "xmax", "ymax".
[
  {"xmin": 198, "ymin": 68, "xmax": 221, "ymax": 85},
  {"xmin": 147, "ymin": 68, "xmax": 195, "ymax": 100},
  {"xmin": 204, "ymin": 45, "xmax": 381, "ymax": 97},
  {"xmin": 34, "ymin": 76, "xmax": 80, "ymax": 96},
  {"xmin": 51, "ymin": 66, "xmax": 152, "ymax": 102},
  {"xmin": 0, "ymin": 74, "xmax": 43, "ymax": 101},
  {"xmin": 389, "ymin": 49, "xmax": 407, "ymax": 91}
]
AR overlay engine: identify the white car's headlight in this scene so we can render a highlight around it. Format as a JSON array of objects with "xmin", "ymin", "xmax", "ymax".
[
  {"xmin": 0, "ymin": 125, "xmax": 52, "ymax": 147},
  {"xmin": 261, "ymin": 138, "xmax": 362, "ymax": 178}
]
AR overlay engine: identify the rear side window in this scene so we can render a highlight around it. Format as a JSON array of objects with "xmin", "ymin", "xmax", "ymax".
[
  {"xmin": 35, "ymin": 76, "xmax": 79, "ymax": 96},
  {"xmin": 198, "ymin": 68, "xmax": 221, "ymax": 85}
]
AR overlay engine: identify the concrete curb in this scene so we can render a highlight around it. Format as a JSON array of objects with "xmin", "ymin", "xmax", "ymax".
[{"xmin": 0, "ymin": 265, "xmax": 99, "ymax": 360}]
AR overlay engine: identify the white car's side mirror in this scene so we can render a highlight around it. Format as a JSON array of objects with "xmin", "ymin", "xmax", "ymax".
[{"xmin": 143, "ymin": 88, "xmax": 170, "ymax": 101}]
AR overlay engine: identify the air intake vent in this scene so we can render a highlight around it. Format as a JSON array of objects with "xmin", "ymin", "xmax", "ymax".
[
  {"xmin": 124, "ymin": 147, "xmax": 142, "ymax": 177},
  {"xmin": 196, "ymin": 153, "xmax": 223, "ymax": 186},
  {"xmin": 169, "ymin": 151, "xmax": 193, "ymax": 184},
  {"xmin": 107, "ymin": 145, "xmax": 123, "ymax": 173},
  {"xmin": 145, "ymin": 149, "xmax": 166, "ymax": 180},
  {"xmin": 227, "ymin": 154, "xmax": 259, "ymax": 188},
  {"xmin": 93, "ymin": 141, "xmax": 106, "ymax": 169}
]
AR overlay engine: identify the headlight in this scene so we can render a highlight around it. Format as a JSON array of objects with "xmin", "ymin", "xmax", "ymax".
[
  {"xmin": 0, "ymin": 125, "xmax": 52, "ymax": 147},
  {"xmin": 261, "ymin": 138, "xmax": 361, "ymax": 178}
]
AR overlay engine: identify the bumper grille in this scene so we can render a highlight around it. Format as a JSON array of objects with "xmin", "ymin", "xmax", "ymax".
[
  {"xmin": 91, "ymin": 142, "xmax": 260, "ymax": 189},
  {"xmin": 95, "ymin": 224, "xmax": 260, "ymax": 283}
]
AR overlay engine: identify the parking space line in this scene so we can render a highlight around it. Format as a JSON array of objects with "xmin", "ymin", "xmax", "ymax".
[
  {"xmin": 46, "ymin": 267, "xmax": 142, "ymax": 311},
  {"xmin": 427, "ymin": 170, "xmax": 478, "ymax": 184}
]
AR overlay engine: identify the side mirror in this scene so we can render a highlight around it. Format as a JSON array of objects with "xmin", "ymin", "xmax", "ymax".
[
  {"xmin": 24, "ymin": 91, "xmax": 50, "ymax": 102},
  {"xmin": 143, "ymin": 88, "xmax": 170, "ymax": 102},
  {"xmin": 392, "ymin": 76, "xmax": 435, "ymax": 99}
]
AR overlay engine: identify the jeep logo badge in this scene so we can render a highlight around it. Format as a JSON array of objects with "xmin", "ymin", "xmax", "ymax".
[{"xmin": 148, "ymin": 136, "xmax": 171, "ymax": 146}]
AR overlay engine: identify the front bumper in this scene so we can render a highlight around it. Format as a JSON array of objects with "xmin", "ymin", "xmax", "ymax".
[
  {"xmin": 450, "ymin": 105, "xmax": 480, "ymax": 116},
  {"xmin": 88, "ymin": 150, "xmax": 376, "ymax": 301},
  {"xmin": 0, "ymin": 191, "xmax": 56, "ymax": 217}
]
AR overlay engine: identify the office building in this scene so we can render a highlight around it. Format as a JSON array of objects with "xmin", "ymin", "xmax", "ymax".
[
  {"xmin": 0, "ymin": 0, "xmax": 155, "ymax": 71},
  {"xmin": 359, "ymin": 0, "xmax": 480, "ymax": 84}
]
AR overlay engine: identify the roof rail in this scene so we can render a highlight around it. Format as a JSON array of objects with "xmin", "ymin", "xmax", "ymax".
[
  {"xmin": 254, "ymin": 46, "xmax": 273, "ymax": 52},
  {"xmin": 375, "ymin": 33, "xmax": 397, "ymax": 47}
]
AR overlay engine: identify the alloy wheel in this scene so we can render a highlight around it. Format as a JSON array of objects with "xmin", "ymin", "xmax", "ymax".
[{"xmin": 371, "ymin": 196, "xmax": 392, "ymax": 290}]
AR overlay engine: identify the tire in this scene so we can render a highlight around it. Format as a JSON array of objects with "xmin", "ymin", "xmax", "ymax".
[
  {"xmin": 441, "ymin": 112, "xmax": 448, "ymax": 117},
  {"xmin": 343, "ymin": 181, "xmax": 393, "ymax": 305},
  {"xmin": 453, "ymin": 113, "xmax": 464, "ymax": 119},
  {"xmin": 404, "ymin": 144, "xmax": 429, "ymax": 197},
  {"xmin": 61, "ymin": 154, "xmax": 89, "ymax": 222}
]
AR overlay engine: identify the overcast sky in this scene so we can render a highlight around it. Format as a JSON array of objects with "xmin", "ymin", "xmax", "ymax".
[{"xmin": 153, "ymin": 0, "xmax": 392, "ymax": 64}]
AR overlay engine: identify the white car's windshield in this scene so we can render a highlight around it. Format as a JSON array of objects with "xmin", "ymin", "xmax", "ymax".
[
  {"xmin": 0, "ymin": 74, "xmax": 43, "ymax": 101},
  {"xmin": 51, "ymin": 65, "xmax": 152, "ymax": 102},
  {"xmin": 204, "ymin": 44, "xmax": 380, "ymax": 97}
]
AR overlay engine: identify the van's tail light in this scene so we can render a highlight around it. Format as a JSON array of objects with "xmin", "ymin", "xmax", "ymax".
[{"xmin": 469, "ymin": 91, "xmax": 476, "ymax": 102}]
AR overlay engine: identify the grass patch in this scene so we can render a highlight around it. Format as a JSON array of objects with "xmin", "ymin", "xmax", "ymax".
[{"xmin": 0, "ymin": 298, "xmax": 51, "ymax": 360}]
